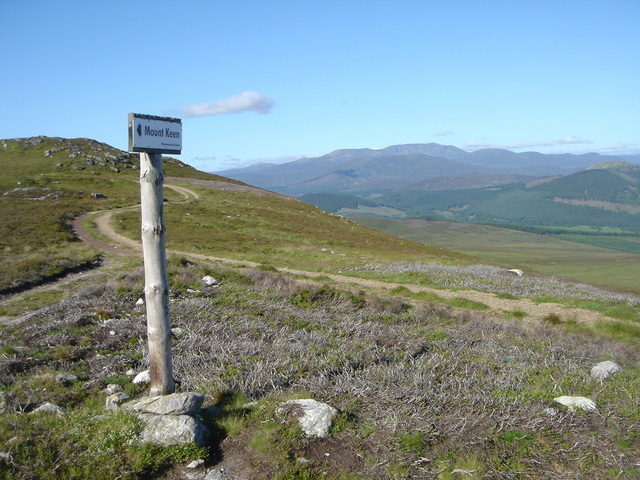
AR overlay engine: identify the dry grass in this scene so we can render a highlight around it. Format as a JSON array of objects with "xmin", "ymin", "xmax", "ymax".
[{"xmin": 1, "ymin": 261, "xmax": 639, "ymax": 479}]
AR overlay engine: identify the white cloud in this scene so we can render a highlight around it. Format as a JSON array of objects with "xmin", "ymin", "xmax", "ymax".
[
  {"xmin": 434, "ymin": 130, "xmax": 453, "ymax": 137},
  {"xmin": 180, "ymin": 91, "xmax": 274, "ymax": 118}
]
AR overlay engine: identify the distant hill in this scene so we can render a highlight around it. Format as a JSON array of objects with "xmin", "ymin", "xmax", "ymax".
[
  {"xmin": 302, "ymin": 162, "xmax": 640, "ymax": 235},
  {"xmin": 406, "ymin": 163, "xmax": 640, "ymax": 232},
  {"xmin": 216, "ymin": 142, "xmax": 632, "ymax": 195}
]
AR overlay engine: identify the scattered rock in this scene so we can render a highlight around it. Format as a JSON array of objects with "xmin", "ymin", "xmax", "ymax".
[
  {"xmin": 507, "ymin": 269, "xmax": 523, "ymax": 276},
  {"xmin": 55, "ymin": 372, "xmax": 78, "ymax": 387},
  {"xmin": 106, "ymin": 392, "xmax": 131, "ymax": 410},
  {"xmin": 186, "ymin": 459, "xmax": 205, "ymax": 469},
  {"xmin": 136, "ymin": 297, "xmax": 145, "ymax": 306},
  {"xmin": 591, "ymin": 360, "xmax": 621, "ymax": 381},
  {"xmin": 102, "ymin": 384, "xmax": 124, "ymax": 395},
  {"xmin": 133, "ymin": 370, "xmax": 151, "ymax": 384},
  {"xmin": 277, "ymin": 399, "xmax": 338, "ymax": 438},
  {"xmin": 0, "ymin": 392, "xmax": 12, "ymax": 414},
  {"xmin": 31, "ymin": 403, "xmax": 67, "ymax": 415},
  {"xmin": 554, "ymin": 396, "xmax": 597, "ymax": 412},
  {"xmin": 202, "ymin": 276, "xmax": 218, "ymax": 286},
  {"xmin": 204, "ymin": 470, "xmax": 223, "ymax": 480}
]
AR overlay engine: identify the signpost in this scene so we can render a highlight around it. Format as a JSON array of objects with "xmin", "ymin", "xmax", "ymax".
[{"xmin": 128, "ymin": 113, "xmax": 182, "ymax": 395}]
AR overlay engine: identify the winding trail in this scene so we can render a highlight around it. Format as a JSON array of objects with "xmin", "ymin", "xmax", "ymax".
[{"xmin": 68, "ymin": 178, "xmax": 627, "ymax": 327}]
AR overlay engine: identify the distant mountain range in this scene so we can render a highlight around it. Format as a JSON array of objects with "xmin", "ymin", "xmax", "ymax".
[
  {"xmin": 216, "ymin": 143, "xmax": 639, "ymax": 196},
  {"xmin": 303, "ymin": 161, "xmax": 640, "ymax": 236}
]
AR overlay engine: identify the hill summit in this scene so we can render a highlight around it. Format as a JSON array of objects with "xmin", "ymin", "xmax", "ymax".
[{"xmin": 216, "ymin": 142, "xmax": 632, "ymax": 195}]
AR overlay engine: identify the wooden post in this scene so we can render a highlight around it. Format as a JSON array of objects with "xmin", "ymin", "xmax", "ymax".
[{"xmin": 139, "ymin": 152, "xmax": 175, "ymax": 396}]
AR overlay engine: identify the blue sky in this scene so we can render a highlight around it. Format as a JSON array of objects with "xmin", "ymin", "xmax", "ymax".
[{"xmin": 1, "ymin": 0, "xmax": 638, "ymax": 172}]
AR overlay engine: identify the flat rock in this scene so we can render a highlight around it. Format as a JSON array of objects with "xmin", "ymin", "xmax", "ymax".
[
  {"xmin": 554, "ymin": 395, "xmax": 597, "ymax": 412},
  {"xmin": 123, "ymin": 392, "xmax": 204, "ymax": 416}
]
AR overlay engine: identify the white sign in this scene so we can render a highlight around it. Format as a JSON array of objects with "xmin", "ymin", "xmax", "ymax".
[{"xmin": 128, "ymin": 113, "xmax": 182, "ymax": 154}]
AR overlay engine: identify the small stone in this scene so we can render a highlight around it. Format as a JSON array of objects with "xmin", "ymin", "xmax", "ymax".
[
  {"xmin": 133, "ymin": 370, "xmax": 151, "ymax": 384},
  {"xmin": 136, "ymin": 298, "xmax": 145, "ymax": 306},
  {"xmin": 204, "ymin": 470, "xmax": 223, "ymax": 480},
  {"xmin": 0, "ymin": 392, "xmax": 13, "ymax": 414},
  {"xmin": 55, "ymin": 372, "xmax": 78, "ymax": 387},
  {"xmin": 591, "ymin": 360, "xmax": 621, "ymax": 381},
  {"xmin": 554, "ymin": 396, "xmax": 597, "ymax": 412},
  {"xmin": 106, "ymin": 392, "xmax": 131, "ymax": 410},
  {"xmin": 102, "ymin": 384, "xmax": 124, "ymax": 395},
  {"xmin": 31, "ymin": 403, "xmax": 67, "ymax": 415},
  {"xmin": 202, "ymin": 276, "xmax": 218, "ymax": 286},
  {"xmin": 186, "ymin": 459, "xmax": 205, "ymax": 469},
  {"xmin": 277, "ymin": 399, "xmax": 338, "ymax": 438}
]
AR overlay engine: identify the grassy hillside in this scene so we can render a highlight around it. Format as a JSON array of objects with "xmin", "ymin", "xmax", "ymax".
[
  {"xmin": 0, "ymin": 137, "xmax": 239, "ymax": 293},
  {"xmin": 352, "ymin": 217, "xmax": 640, "ymax": 294},
  {"xmin": 0, "ymin": 137, "xmax": 468, "ymax": 294}
]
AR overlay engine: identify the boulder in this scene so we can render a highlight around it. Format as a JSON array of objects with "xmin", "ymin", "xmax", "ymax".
[
  {"xmin": 277, "ymin": 399, "xmax": 338, "ymax": 438},
  {"xmin": 554, "ymin": 396, "xmax": 597, "ymax": 412},
  {"xmin": 591, "ymin": 360, "xmax": 621, "ymax": 381},
  {"xmin": 139, "ymin": 413, "xmax": 209, "ymax": 446},
  {"xmin": 123, "ymin": 392, "xmax": 204, "ymax": 416}
]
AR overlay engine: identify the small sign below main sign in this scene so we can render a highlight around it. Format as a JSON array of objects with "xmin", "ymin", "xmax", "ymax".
[{"xmin": 128, "ymin": 113, "xmax": 182, "ymax": 154}]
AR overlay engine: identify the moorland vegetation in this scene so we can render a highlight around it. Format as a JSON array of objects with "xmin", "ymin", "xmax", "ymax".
[{"xmin": 0, "ymin": 137, "xmax": 639, "ymax": 479}]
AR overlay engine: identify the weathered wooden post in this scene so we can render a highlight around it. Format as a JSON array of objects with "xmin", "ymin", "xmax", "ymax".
[
  {"xmin": 139, "ymin": 151, "xmax": 174, "ymax": 395},
  {"xmin": 129, "ymin": 113, "xmax": 182, "ymax": 396}
]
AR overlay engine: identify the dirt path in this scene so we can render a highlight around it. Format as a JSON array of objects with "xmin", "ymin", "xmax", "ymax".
[{"xmin": 46, "ymin": 178, "xmax": 631, "ymax": 327}]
